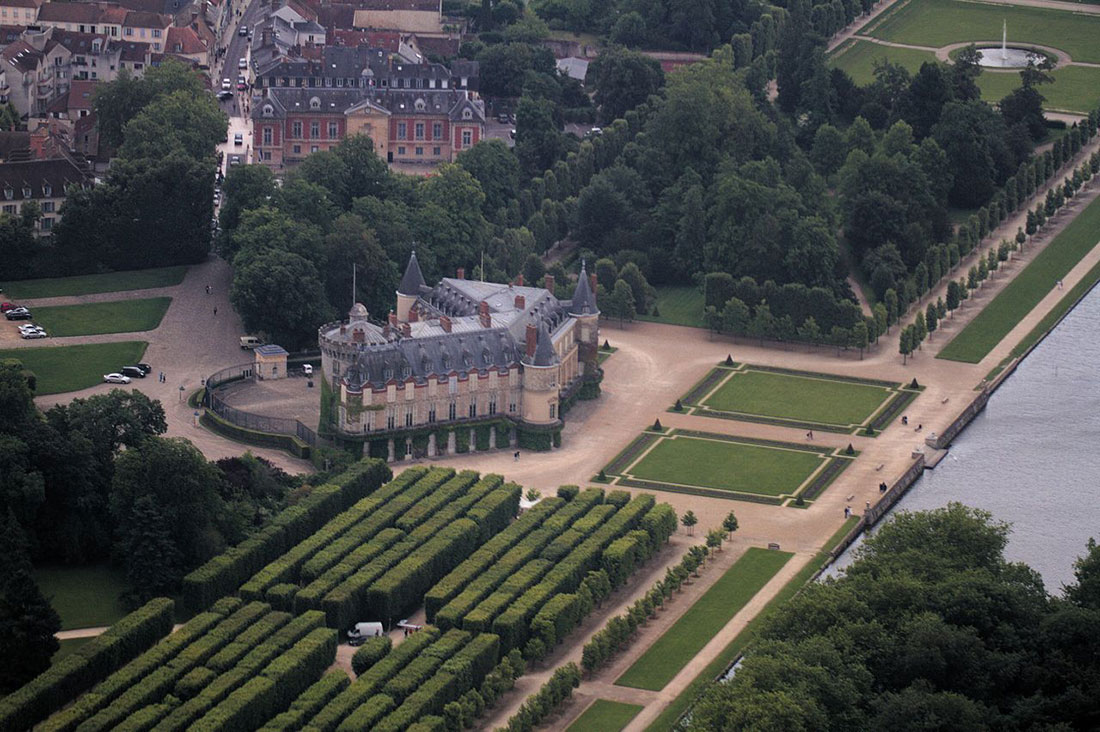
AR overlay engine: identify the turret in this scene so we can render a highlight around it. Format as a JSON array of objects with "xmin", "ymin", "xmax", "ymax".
[
  {"xmin": 396, "ymin": 250, "xmax": 425, "ymax": 321},
  {"xmin": 521, "ymin": 321, "xmax": 560, "ymax": 425},
  {"xmin": 569, "ymin": 261, "xmax": 600, "ymax": 368}
]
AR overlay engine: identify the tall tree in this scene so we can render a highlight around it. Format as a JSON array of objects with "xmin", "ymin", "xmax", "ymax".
[{"xmin": 0, "ymin": 511, "xmax": 60, "ymax": 692}]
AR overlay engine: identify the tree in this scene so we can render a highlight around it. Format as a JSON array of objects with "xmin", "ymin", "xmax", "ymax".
[
  {"xmin": 884, "ymin": 289, "xmax": 899, "ymax": 327},
  {"xmin": 899, "ymin": 325, "xmax": 913, "ymax": 364},
  {"xmin": 606, "ymin": 279, "xmax": 637, "ymax": 326},
  {"xmin": 231, "ymin": 248, "xmax": 333, "ymax": 350},
  {"xmin": 588, "ymin": 46, "xmax": 664, "ymax": 123},
  {"xmin": 946, "ymin": 279, "xmax": 961, "ymax": 315},
  {"xmin": 0, "ymin": 511, "xmax": 60, "ymax": 692},
  {"xmin": 722, "ymin": 511, "xmax": 739, "ymax": 539},
  {"xmin": 914, "ymin": 311, "xmax": 927, "ymax": 348},
  {"xmin": 851, "ymin": 320, "xmax": 870, "ymax": 359},
  {"xmin": 218, "ymin": 164, "xmax": 276, "ymax": 237},
  {"xmin": 681, "ymin": 510, "xmax": 698, "ymax": 535},
  {"xmin": 117, "ymin": 495, "xmax": 184, "ymax": 603},
  {"xmin": 456, "ymin": 140, "xmax": 522, "ymax": 217},
  {"xmin": 119, "ymin": 89, "xmax": 226, "ymax": 161},
  {"xmin": 618, "ymin": 262, "xmax": 654, "ymax": 315},
  {"xmin": 706, "ymin": 529, "xmax": 724, "ymax": 552},
  {"xmin": 515, "ymin": 95, "xmax": 563, "ymax": 176},
  {"xmin": 925, "ymin": 302, "xmax": 938, "ymax": 338}
]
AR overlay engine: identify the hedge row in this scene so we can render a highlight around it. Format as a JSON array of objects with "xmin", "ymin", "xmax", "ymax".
[
  {"xmin": 540, "ymin": 504, "xmax": 617, "ymax": 562},
  {"xmin": 408, "ymin": 716, "xmax": 446, "ymax": 732},
  {"xmin": 531, "ymin": 593, "xmax": 584, "ymax": 651},
  {"xmin": 204, "ymin": 610, "xmax": 292, "ymax": 672},
  {"xmin": 240, "ymin": 467, "xmax": 429, "ymax": 599},
  {"xmin": 462, "ymin": 559, "xmax": 553, "ymax": 635},
  {"xmin": 499, "ymin": 663, "xmax": 581, "ymax": 732},
  {"xmin": 191, "ymin": 626, "xmax": 337, "ymax": 731},
  {"xmin": 37, "ymin": 603, "xmax": 231, "ymax": 732},
  {"xmin": 258, "ymin": 672, "xmax": 349, "ymax": 731},
  {"xmin": 425, "ymin": 497, "xmax": 566, "ymax": 622},
  {"xmin": 317, "ymin": 537, "xmax": 420, "ymax": 629},
  {"xmin": 383, "ymin": 629, "xmax": 471, "ymax": 700},
  {"xmin": 543, "ymin": 488, "xmax": 605, "ymax": 533},
  {"xmin": 0, "ymin": 597, "xmax": 176, "ymax": 732},
  {"xmin": 602, "ymin": 530, "xmax": 652, "ymax": 588},
  {"xmin": 641, "ymin": 503, "xmax": 678, "ymax": 547},
  {"xmin": 292, "ymin": 528, "xmax": 406, "ymax": 615},
  {"xmin": 465, "ymin": 483, "xmax": 522, "ymax": 543},
  {"xmin": 307, "ymin": 627, "xmax": 441, "ymax": 731},
  {"xmin": 351, "ymin": 635, "xmax": 392, "ymax": 677},
  {"xmin": 394, "ymin": 470, "xmax": 481, "ymax": 533},
  {"xmin": 492, "ymin": 495, "xmax": 656, "ymax": 652},
  {"xmin": 182, "ymin": 459, "xmax": 392, "ymax": 611},
  {"xmin": 366, "ymin": 519, "xmax": 483, "ymax": 622},
  {"xmin": 333, "ymin": 693, "xmax": 395, "ymax": 732}
]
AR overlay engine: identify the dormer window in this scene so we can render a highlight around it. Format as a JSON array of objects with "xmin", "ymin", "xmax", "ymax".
[
  {"xmin": 462, "ymin": 108, "xmax": 472, "ymax": 120},
  {"xmin": 309, "ymin": 96, "xmax": 320, "ymax": 110},
  {"xmin": 414, "ymin": 98, "xmax": 425, "ymax": 111},
  {"xmin": 3, "ymin": 186, "xmax": 11, "ymax": 200},
  {"xmin": 262, "ymin": 104, "xmax": 273, "ymax": 117},
  {"xmin": 22, "ymin": 186, "xmax": 31, "ymax": 198},
  {"xmin": 42, "ymin": 184, "xmax": 51, "ymax": 196}
]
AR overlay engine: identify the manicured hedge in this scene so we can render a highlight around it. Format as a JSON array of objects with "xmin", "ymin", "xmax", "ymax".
[
  {"xmin": 543, "ymin": 488, "xmax": 605, "ymax": 533},
  {"xmin": 110, "ymin": 702, "xmax": 171, "ymax": 732},
  {"xmin": 531, "ymin": 593, "xmax": 585, "ymax": 649},
  {"xmin": 265, "ymin": 583, "xmax": 299, "ymax": 612},
  {"xmin": 438, "ymin": 632, "xmax": 500, "ymax": 693},
  {"xmin": 394, "ymin": 470, "xmax": 480, "ymax": 532},
  {"xmin": 500, "ymin": 663, "xmax": 581, "ymax": 732},
  {"xmin": 293, "ymin": 528, "xmax": 405, "ymax": 615},
  {"xmin": 182, "ymin": 459, "xmax": 391, "ymax": 611},
  {"xmin": 333, "ymin": 694, "xmax": 395, "ymax": 732},
  {"xmin": 424, "ymin": 497, "xmax": 564, "ymax": 622},
  {"xmin": 465, "ymin": 483, "xmax": 522, "ymax": 543},
  {"xmin": 351, "ymin": 635, "xmax": 392, "ymax": 677},
  {"xmin": 259, "ymin": 672, "xmax": 349, "ymax": 732},
  {"xmin": 408, "ymin": 716, "xmax": 446, "ymax": 732},
  {"xmin": 174, "ymin": 667, "xmax": 216, "ymax": 700},
  {"xmin": 463, "ymin": 559, "xmax": 553, "ymax": 635},
  {"xmin": 204, "ymin": 610, "xmax": 292, "ymax": 672},
  {"xmin": 0, "ymin": 597, "xmax": 175, "ymax": 732},
  {"xmin": 641, "ymin": 503, "xmax": 678, "ymax": 547},
  {"xmin": 382, "ymin": 629, "xmax": 471, "ymax": 700},
  {"xmin": 602, "ymin": 531, "xmax": 649, "ymax": 588},
  {"xmin": 317, "ymin": 538, "xmax": 418, "ymax": 629}
]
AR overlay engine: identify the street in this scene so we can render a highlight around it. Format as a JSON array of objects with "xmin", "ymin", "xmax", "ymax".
[{"xmin": 212, "ymin": 0, "xmax": 264, "ymax": 174}]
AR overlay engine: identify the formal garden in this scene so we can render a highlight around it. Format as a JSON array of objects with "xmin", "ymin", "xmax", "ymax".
[
  {"xmin": 600, "ymin": 428, "xmax": 857, "ymax": 505},
  {"xmin": 676, "ymin": 363, "xmax": 918, "ymax": 435},
  {"xmin": 30, "ymin": 297, "xmax": 172, "ymax": 338}
]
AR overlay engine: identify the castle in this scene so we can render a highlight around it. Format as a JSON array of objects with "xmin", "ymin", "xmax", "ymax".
[{"xmin": 318, "ymin": 253, "xmax": 601, "ymax": 459}]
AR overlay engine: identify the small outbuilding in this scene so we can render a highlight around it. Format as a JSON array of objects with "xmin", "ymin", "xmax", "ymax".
[{"xmin": 254, "ymin": 344, "xmax": 289, "ymax": 380}]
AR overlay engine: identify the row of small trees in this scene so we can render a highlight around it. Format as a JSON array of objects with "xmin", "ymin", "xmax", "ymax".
[{"xmin": 499, "ymin": 663, "xmax": 581, "ymax": 732}]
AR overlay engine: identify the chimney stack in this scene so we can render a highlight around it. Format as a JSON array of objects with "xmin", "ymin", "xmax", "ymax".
[
  {"xmin": 526, "ymin": 323, "xmax": 537, "ymax": 358},
  {"xmin": 544, "ymin": 274, "xmax": 554, "ymax": 294},
  {"xmin": 439, "ymin": 315, "xmax": 452, "ymax": 333},
  {"xmin": 456, "ymin": 267, "xmax": 465, "ymax": 280},
  {"xmin": 478, "ymin": 300, "xmax": 491, "ymax": 328},
  {"xmin": 589, "ymin": 272, "xmax": 598, "ymax": 294},
  {"xmin": 401, "ymin": 322, "xmax": 411, "ymax": 338},
  {"xmin": 352, "ymin": 328, "xmax": 365, "ymax": 343},
  {"xmin": 408, "ymin": 308, "xmax": 418, "ymax": 322},
  {"xmin": 388, "ymin": 312, "xmax": 398, "ymax": 328},
  {"xmin": 514, "ymin": 294, "xmax": 525, "ymax": 310},
  {"xmin": 516, "ymin": 273, "xmax": 524, "ymax": 286}
]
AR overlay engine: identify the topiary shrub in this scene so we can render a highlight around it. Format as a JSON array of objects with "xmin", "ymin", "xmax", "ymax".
[
  {"xmin": 845, "ymin": 443, "xmax": 855, "ymax": 455},
  {"xmin": 725, "ymin": 354, "xmax": 734, "ymax": 366},
  {"xmin": 863, "ymin": 425, "xmax": 875, "ymax": 436},
  {"xmin": 596, "ymin": 469, "xmax": 608, "ymax": 482},
  {"xmin": 652, "ymin": 418, "xmax": 662, "ymax": 431},
  {"xmin": 909, "ymin": 378, "xmax": 920, "ymax": 389},
  {"xmin": 673, "ymin": 399, "xmax": 683, "ymax": 412},
  {"xmin": 557, "ymin": 485, "xmax": 579, "ymax": 501},
  {"xmin": 651, "ymin": 304, "xmax": 660, "ymax": 317}
]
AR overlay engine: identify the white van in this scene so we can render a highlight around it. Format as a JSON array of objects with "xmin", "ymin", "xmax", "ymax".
[
  {"xmin": 239, "ymin": 335, "xmax": 263, "ymax": 349},
  {"xmin": 347, "ymin": 622, "xmax": 384, "ymax": 645}
]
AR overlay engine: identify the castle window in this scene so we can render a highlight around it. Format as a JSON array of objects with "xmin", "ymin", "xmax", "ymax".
[
  {"xmin": 448, "ymin": 401, "xmax": 456, "ymax": 420},
  {"xmin": 405, "ymin": 410, "xmax": 413, "ymax": 427},
  {"xmin": 468, "ymin": 402, "xmax": 476, "ymax": 418},
  {"xmin": 489, "ymin": 398, "xmax": 497, "ymax": 415},
  {"xmin": 309, "ymin": 96, "xmax": 320, "ymax": 110},
  {"xmin": 387, "ymin": 414, "xmax": 395, "ymax": 430},
  {"xmin": 509, "ymin": 401, "xmax": 516, "ymax": 413},
  {"xmin": 550, "ymin": 404, "xmax": 556, "ymax": 419},
  {"xmin": 428, "ymin": 405, "xmax": 436, "ymax": 423}
]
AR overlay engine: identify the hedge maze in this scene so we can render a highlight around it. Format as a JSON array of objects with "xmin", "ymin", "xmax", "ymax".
[{"xmin": 11, "ymin": 459, "xmax": 679, "ymax": 732}]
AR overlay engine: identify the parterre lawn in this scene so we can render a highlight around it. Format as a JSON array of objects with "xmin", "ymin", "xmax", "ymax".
[
  {"xmin": 636, "ymin": 286, "xmax": 705, "ymax": 328},
  {"xmin": 0, "ymin": 341, "xmax": 148, "ymax": 394},
  {"xmin": 616, "ymin": 547, "xmax": 794, "ymax": 691},
  {"xmin": 566, "ymin": 700, "xmax": 644, "ymax": 732},
  {"xmin": 865, "ymin": 0, "xmax": 1100, "ymax": 64},
  {"xmin": 32, "ymin": 297, "xmax": 171, "ymax": 337},
  {"xmin": 34, "ymin": 564, "xmax": 129, "ymax": 630},
  {"xmin": 977, "ymin": 65, "xmax": 1100, "ymax": 114},
  {"xmin": 2, "ymin": 266, "xmax": 188, "ymax": 299},
  {"xmin": 703, "ymin": 370, "xmax": 893, "ymax": 426},
  {"xmin": 938, "ymin": 194, "xmax": 1100, "ymax": 362},
  {"xmin": 629, "ymin": 437, "xmax": 823, "ymax": 496},
  {"xmin": 828, "ymin": 38, "xmax": 937, "ymax": 85}
]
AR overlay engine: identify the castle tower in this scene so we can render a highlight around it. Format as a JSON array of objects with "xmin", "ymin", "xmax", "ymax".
[
  {"xmin": 396, "ymin": 251, "xmax": 425, "ymax": 322},
  {"xmin": 521, "ymin": 321, "xmax": 560, "ymax": 425},
  {"xmin": 569, "ymin": 260, "xmax": 600, "ymax": 370}
]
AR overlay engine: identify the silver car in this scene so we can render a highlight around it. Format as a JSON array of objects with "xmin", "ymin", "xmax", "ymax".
[{"xmin": 103, "ymin": 373, "xmax": 131, "ymax": 384}]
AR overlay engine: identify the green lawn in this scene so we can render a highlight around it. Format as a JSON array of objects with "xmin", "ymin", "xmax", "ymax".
[
  {"xmin": 2, "ymin": 266, "xmax": 188, "ymax": 299},
  {"xmin": 566, "ymin": 700, "xmax": 644, "ymax": 732},
  {"xmin": 702, "ymin": 369, "xmax": 894, "ymax": 426},
  {"xmin": 629, "ymin": 436, "xmax": 824, "ymax": 496},
  {"xmin": 938, "ymin": 194, "xmax": 1100, "ymax": 362},
  {"xmin": 636, "ymin": 286, "xmax": 705, "ymax": 328},
  {"xmin": 52, "ymin": 637, "xmax": 95, "ymax": 665},
  {"xmin": 0, "ymin": 341, "xmax": 148, "ymax": 395},
  {"xmin": 616, "ymin": 547, "xmax": 793, "ymax": 691},
  {"xmin": 864, "ymin": 0, "xmax": 1100, "ymax": 64},
  {"xmin": 828, "ymin": 38, "xmax": 937, "ymax": 85},
  {"xmin": 34, "ymin": 564, "xmax": 129, "ymax": 630},
  {"xmin": 977, "ymin": 65, "xmax": 1100, "ymax": 114},
  {"xmin": 31, "ymin": 297, "xmax": 171, "ymax": 337}
]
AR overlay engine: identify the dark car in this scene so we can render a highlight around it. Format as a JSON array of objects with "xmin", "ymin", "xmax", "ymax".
[
  {"xmin": 136, "ymin": 363, "xmax": 153, "ymax": 375},
  {"xmin": 5, "ymin": 307, "xmax": 31, "ymax": 320},
  {"xmin": 121, "ymin": 366, "xmax": 147, "ymax": 379},
  {"xmin": 238, "ymin": 24, "xmax": 247, "ymax": 36}
]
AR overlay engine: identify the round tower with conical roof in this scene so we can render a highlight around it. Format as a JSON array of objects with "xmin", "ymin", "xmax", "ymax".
[
  {"xmin": 520, "ymin": 320, "xmax": 560, "ymax": 426},
  {"xmin": 569, "ymin": 261, "xmax": 601, "ymax": 372},
  {"xmin": 396, "ymin": 251, "xmax": 425, "ymax": 322}
]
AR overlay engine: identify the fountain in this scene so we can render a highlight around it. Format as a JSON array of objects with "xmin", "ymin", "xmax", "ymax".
[{"xmin": 974, "ymin": 20, "xmax": 1045, "ymax": 68}]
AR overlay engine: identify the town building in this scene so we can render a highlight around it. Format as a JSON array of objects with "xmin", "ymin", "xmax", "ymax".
[
  {"xmin": 0, "ymin": 155, "xmax": 90, "ymax": 233},
  {"xmin": 318, "ymin": 254, "xmax": 602, "ymax": 459},
  {"xmin": 0, "ymin": 0, "xmax": 41, "ymax": 27}
]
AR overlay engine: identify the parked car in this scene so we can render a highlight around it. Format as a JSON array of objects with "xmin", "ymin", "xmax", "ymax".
[
  {"xmin": 497, "ymin": 113, "xmax": 509, "ymax": 123},
  {"xmin": 509, "ymin": 129, "xmax": 516, "ymax": 139},
  {"xmin": 221, "ymin": 77, "xmax": 232, "ymax": 91},
  {"xmin": 121, "ymin": 366, "xmax": 147, "ymax": 379},
  {"xmin": 5, "ymin": 307, "xmax": 31, "ymax": 320},
  {"xmin": 238, "ymin": 24, "xmax": 247, "ymax": 36},
  {"xmin": 103, "ymin": 373, "xmax": 131, "ymax": 384},
  {"xmin": 302, "ymin": 364, "xmax": 314, "ymax": 376},
  {"xmin": 217, "ymin": 90, "xmax": 234, "ymax": 101},
  {"xmin": 1, "ymin": 302, "xmax": 17, "ymax": 312},
  {"xmin": 136, "ymin": 363, "xmax": 152, "ymax": 375},
  {"xmin": 229, "ymin": 155, "xmax": 242, "ymax": 166},
  {"xmin": 240, "ymin": 335, "xmax": 263, "ymax": 349},
  {"xmin": 347, "ymin": 622, "xmax": 384, "ymax": 646},
  {"xmin": 234, "ymin": 133, "xmax": 243, "ymax": 146},
  {"xmin": 21, "ymin": 328, "xmax": 47, "ymax": 339},
  {"xmin": 237, "ymin": 75, "xmax": 247, "ymax": 90},
  {"xmin": 238, "ymin": 57, "xmax": 247, "ymax": 69}
]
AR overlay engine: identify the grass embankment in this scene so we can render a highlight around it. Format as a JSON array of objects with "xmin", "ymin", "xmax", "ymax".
[
  {"xmin": 565, "ymin": 699, "xmax": 644, "ymax": 732},
  {"xmin": 32, "ymin": 297, "xmax": 171, "ymax": 337},
  {"xmin": 636, "ymin": 286, "xmax": 705, "ymax": 328},
  {"xmin": 615, "ymin": 547, "xmax": 793, "ymax": 691},
  {"xmin": 938, "ymin": 194, "xmax": 1100, "ymax": 362},
  {"xmin": 0, "ymin": 341, "xmax": 148, "ymax": 394},
  {"xmin": 2, "ymin": 266, "xmax": 188, "ymax": 299},
  {"xmin": 630, "ymin": 437, "xmax": 824, "ymax": 496},
  {"xmin": 643, "ymin": 517, "xmax": 860, "ymax": 731},
  {"xmin": 34, "ymin": 564, "xmax": 129, "ymax": 630},
  {"xmin": 702, "ymin": 369, "xmax": 893, "ymax": 427}
]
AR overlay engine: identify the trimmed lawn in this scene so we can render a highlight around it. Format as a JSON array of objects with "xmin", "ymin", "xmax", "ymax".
[
  {"xmin": 32, "ymin": 297, "xmax": 171, "ymax": 337},
  {"xmin": 629, "ymin": 437, "xmax": 824, "ymax": 496},
  {"xmin": 636, "ymin": 286, "xmax": 705, "ymax": 328},
  {"xmin": 702, "ymin": 369, "xmax": 893, "ymax": 426},
  {"xmin": 977, "ymin": 65, "xmax": 1100, "ymax": 114},
  {"xmin": 2, "ymin": 266, "xmax": 188, "ymax": 299},
  {"xmin": 34, "ymin": 564, "xmax": 129, "ymax": 630},
  {"xmin": 938, "ymin": 194, "xmax": 1100, "ymax": 362},
  {"xmin": 828, "ymin": 38, "xmax": 937, "ymax": 85},
  {"xmin": 0, "ymin": 341, "xmax": 148, "ymax": 394},
  {"xmin": 566, "ymin": 700, "xmax": 643, "ymax": 732},
  {"xmin": 617, "ymin": 547, "xmax": 793, "ymax": 691},
  {"xmin": 52, "ymin": 637, "xmax": 95, "ymax": 665},
  {"xmin": 864, "ymin": 0, "xmax": 1100, "ymax": 64}
]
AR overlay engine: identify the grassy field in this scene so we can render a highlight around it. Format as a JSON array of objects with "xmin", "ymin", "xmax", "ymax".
[
  {"xmin": 702, "ymin": 369, "xmax": 894, "ymax": 426},
  {"xmin": 32, "ymin": 297, "xmax": 171, "ymax": 337},
  {"xmin": 828, "ymin": 38, "xmax": 936, "ymax": 84},
  {"xmin": 0, "ymin": 341, "xmax": 148, "ymax": 394},
  {"xmin": 636, "ymin": 286, "xmax": 705, "ymax": 328},
  {"xmin": 938, "ymin": 194, "xmax": 1100, "ymax": 362},
  {"xmin": 977, "ymin": 65, "xmax": 1100, "ymax": 114},
  {"xmin": 629, "ymin": 436, "xmax": 824, "ymax": 496},
  {"xmin": 566, "ymin": 700, "xmax": 644, "ymax": 732},
  {"xmin": 616, "ymin": 548, "xmax": 793, "ymax": 691},
  {"xmin": 34, "ymin": 564, "xmax": 129, "ymax": 630},
  {"xmin": 864, "ymin": 0, "xmax": 1100, "ymax": 64},
  {"xmin": 2, "ymin": 266, "xmax": 188, "ymax": 300}
]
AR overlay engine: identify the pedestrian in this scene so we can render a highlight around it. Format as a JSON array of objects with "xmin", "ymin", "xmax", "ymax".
[
  {"xmin": 844, "ymin": 505, "xmax": 851, "ymax": 519},
  {"xmin": 213, "ymin": 307, "xmax": 218, "ymax": 316},
  {"xmin": 206, "ymin": 285, "xmax": 211, "ymax": 295},
  {"xmin": 513, "ymin": 450, "xmax": 519, "ymax": 461},
  {"xmin": 902, "ymin": 415, "xmax": 908, "ymax": 425},
  {"xmin": 879, "ymin": 481, "xmax": 887, "ymax": 493},
  {"xmin": 865, "ymin": 500, "xmax": 871, "ymax": 511}
]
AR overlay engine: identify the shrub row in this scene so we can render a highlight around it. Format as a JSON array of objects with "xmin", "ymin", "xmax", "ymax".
[
  {"xmin": 204, "ymin": 610, "xmax": 292, "ymax": 672},
  {"xmin": 0, "ymin": 597, "xmax": 176, "ymax": 732},
  {"xmin": 540, "ymin": 504, "xmax": 617, "ymax": 562},
  {"xmin": 394, "ymin": 470, "xmax": 481, "ymax": 533},
  {"xmin": 265, "ymin": 583, "xmax": 298, "ymax": 612},
  {"xmin": 293, "ymin": 528, "xmax": 405, "ymax": 615},
  {"xmin": 531, "ymin": 593, "xmax": 584, "ymax": 651},
  {"xmin": 351, "ymin": 635, "xmax": 392, "ymax": 677},
  {"xmin": 499, "ymin": 663, "xmax": 581, "ymax": 732},
  {"xmin": 425, "ymin": 497, "xmax": 565, "ymax": 622},
  {"xmin": 191, "ymin": 626, "xmax": 337, "ymax": 731},
  {"xmin": 641, "ymin": 503, "xmax": 678, "ymax": 547},
  {"xmin": 182, "ymin": 458, "xmax": 391, "ymax": 611},
  {"xmin": 258, "ymin": 672, "xmax": 349, "ymax": 731},
  {"xmin": 307, "ymin": 627, "xmax": 441, "ymax": 731},
  {"xmin": 366, "ymin": 519, "xmax": 483, "ymax": 622},
  {"xmin": 602, "ymin": 530, "xmax": 652, "ymax": 588},
  {"xmin": 403, "ymin": 475, "xmax": 504, "ymax": 546},
  {"xmin": 317, "ymin": 538, "xmax": 420, "ymax": 629},
  {"xmin": 333, "ymin": 693, "xmax": 395, "ymax": 732},
  {"xmin": 463, "ymin": 559, "xmax": 553, "ymax": 635},
  {"xmin": 382, "ymin": 629, "xmax": 471, "ymax": 701},
  {"xmin": 240, "ymin": 467, "xmax": 428, "ymax": 599},
  {"xmin": 543, "ymin": 488, "xmax": 605, "ymax": 533},
  {"xmin": 465, "ymin": 483, "xmax": 522, "ymax": 543},
  {"xmin": 492, "ymin": 495, "xmax": 656, "ymax": 652},
  {"xmin": 408, "ymin": 716, "xmax": 446, "ymax": 732}
]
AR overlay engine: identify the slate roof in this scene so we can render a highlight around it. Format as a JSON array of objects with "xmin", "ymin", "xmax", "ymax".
[
  {"xmin": 398, "ymin": 250, "xmax": 425, "ymax": 295},
  {"xmin": 2, "ymin": 40, "xmax": 41, "ymax": 73},
  {"xmin": 0, "ymin": 157, "xmax": 88, "ymax": 198},
  {"xmin": 533, "ymin": 322, "xmax": 554, "ymax": 366},
  {"xmin": 569, "ymin": 261, "xmax": 598, "ymax": 315}
]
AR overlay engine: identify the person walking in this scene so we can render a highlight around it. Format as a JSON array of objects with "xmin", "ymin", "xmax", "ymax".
[
  {"xmin": 844, "ymin": 505, "xmax": 851, "ymax": 519},
  {"xmin": 213, "ymin": 307, "xmax": 218, "ymax": 316}
]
